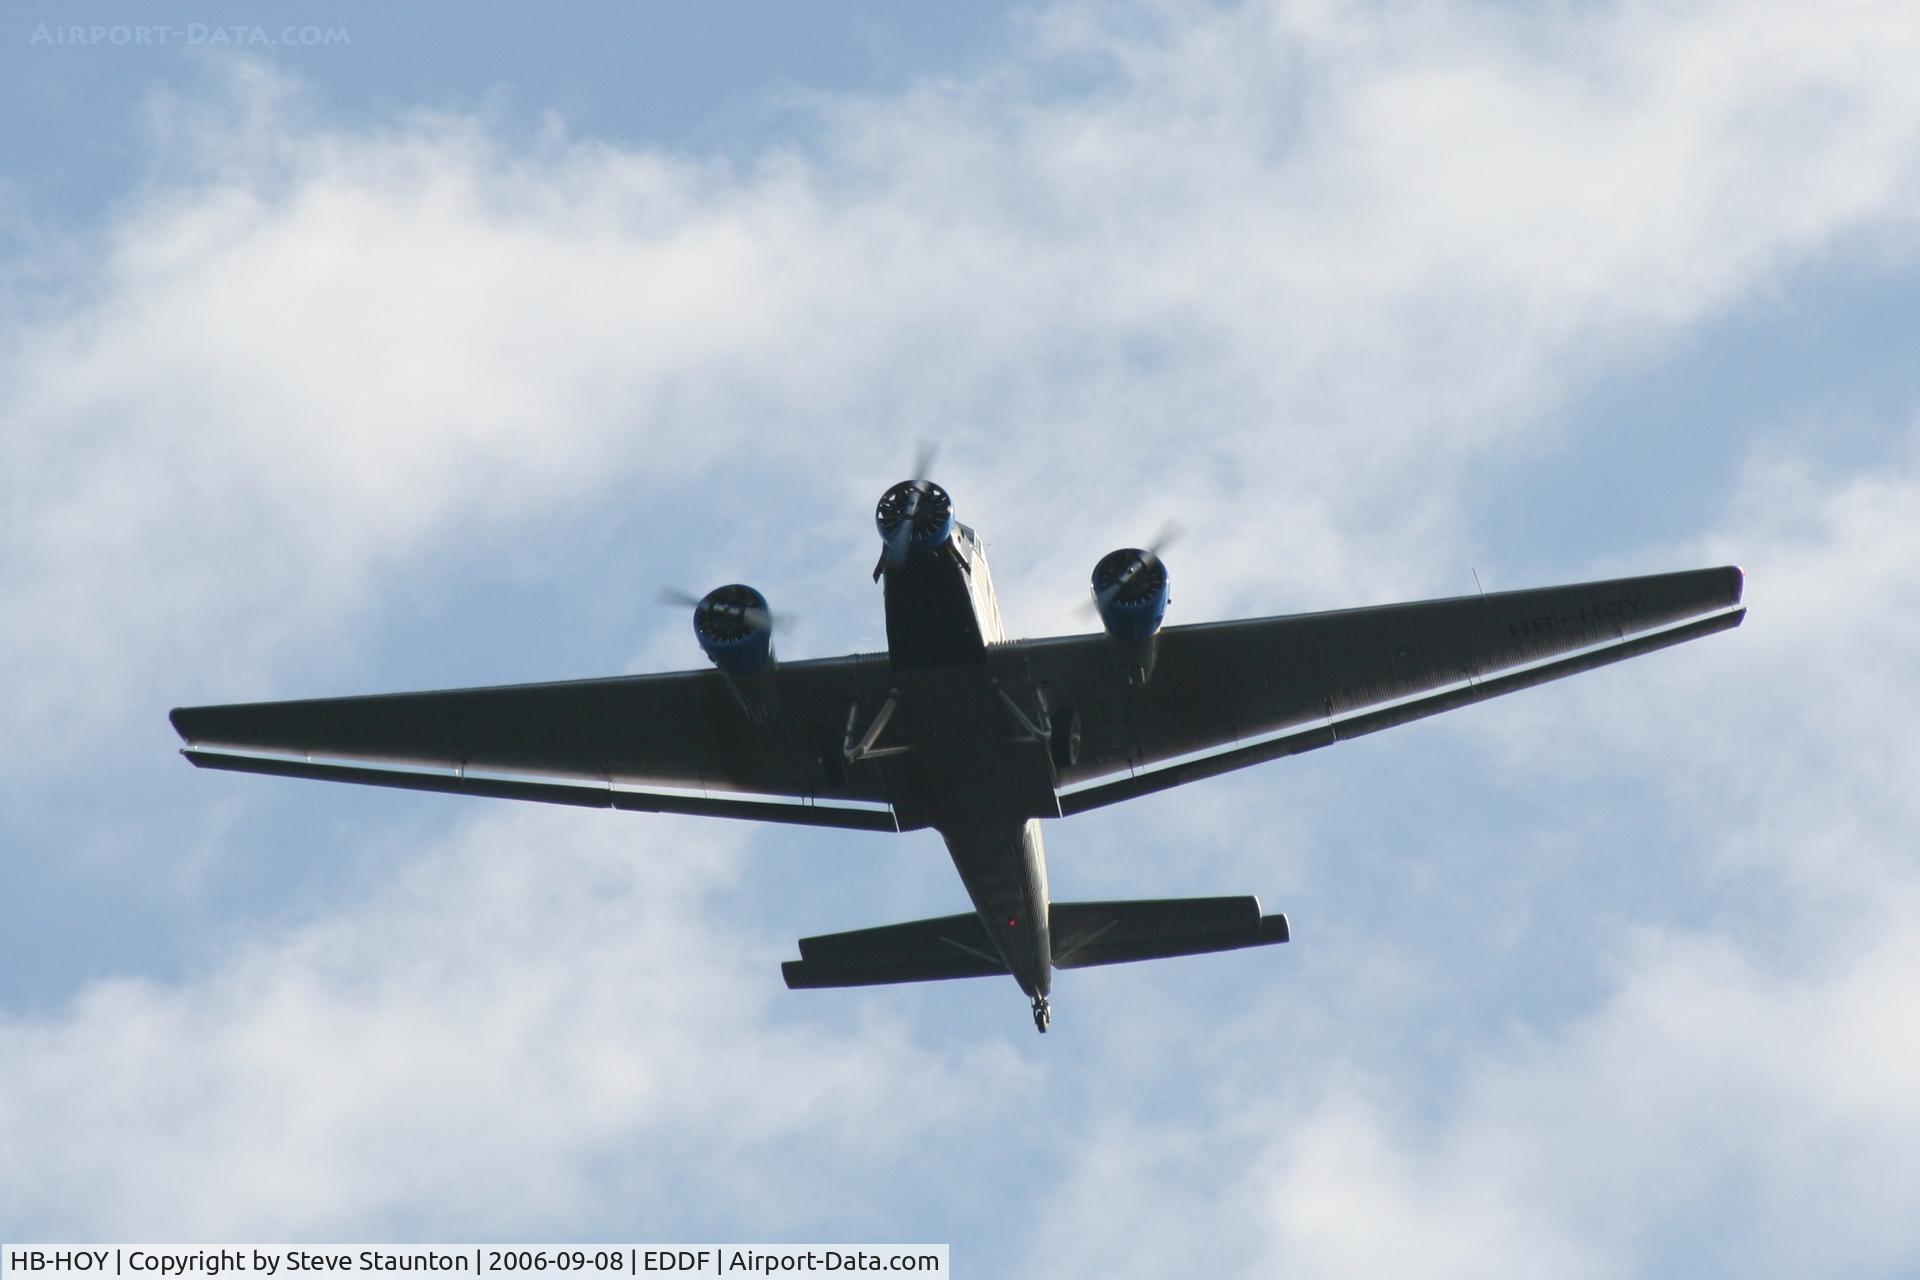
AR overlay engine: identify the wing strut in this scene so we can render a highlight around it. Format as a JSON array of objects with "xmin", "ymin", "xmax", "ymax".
[
  {"xmin": 1056, "ymin": 607, "xmax": 1745, "ymax": 817},
  {"xmin": 181, "ymin": 750, "xmax": 901, "ymax": 832}
]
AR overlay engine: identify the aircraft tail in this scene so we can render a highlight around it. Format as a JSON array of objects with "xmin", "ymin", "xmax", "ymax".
[{"xmin": 781, "ymin": 895, "xmax": 1288, "ymax": 989}]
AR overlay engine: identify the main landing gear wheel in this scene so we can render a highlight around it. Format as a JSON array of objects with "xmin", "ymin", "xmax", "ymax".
[{"xmin": 1031, "ymin": 995, "xmax": 1052, "ymax": 1034}]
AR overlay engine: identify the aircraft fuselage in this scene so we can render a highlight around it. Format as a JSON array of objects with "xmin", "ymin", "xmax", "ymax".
[{"xmin": 881, "ymin": 524, "xmax": 1053, "ymax": 1003}]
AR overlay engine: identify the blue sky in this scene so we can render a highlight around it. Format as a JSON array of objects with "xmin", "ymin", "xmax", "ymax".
[{"xmin": 4, "ymin": 0, "xmax": 1920, "ymax": 1273}]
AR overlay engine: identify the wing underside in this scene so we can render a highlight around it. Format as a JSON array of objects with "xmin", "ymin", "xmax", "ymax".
[
  {"xmin": 997, "ymin": 565, "xmax": 1745, "ymax": 795},
  {"xmin": 170, "ymin": 652, "xmax": 906, "ymax": 826},
  {"xmin": 171, "ymin": 566, "xmax": 1743, "ymax": 826}
]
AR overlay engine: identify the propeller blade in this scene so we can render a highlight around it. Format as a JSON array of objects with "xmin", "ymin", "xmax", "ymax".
[
  {"xmin": 659, "ymin": 587, "xmax": 786, "ymax": 633},
  {"xmin": 910, "ymin": 439, "xmax": 939, "ymax": 487},
  {"xmin": 886, "ymin": 485, "xmax": 923, "ymax": 563},
  {"xmin": 1144, "ymin": 519, "xmax": 1183, "ymax": 560}
]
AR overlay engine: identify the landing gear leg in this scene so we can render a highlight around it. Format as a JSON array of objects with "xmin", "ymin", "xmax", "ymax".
[{"xmin": 1031, "ymin": 994, "xmax": 1051, "ymax": 1034}]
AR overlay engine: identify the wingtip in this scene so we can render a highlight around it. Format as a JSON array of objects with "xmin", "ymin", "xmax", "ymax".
[
  {"xmin": 168, "ymin": 706, "xmax": 194, "ymax": 744},
  {"xmin": 1726, "ymin": 564, "xmax": 1745, "ymax": 605}
]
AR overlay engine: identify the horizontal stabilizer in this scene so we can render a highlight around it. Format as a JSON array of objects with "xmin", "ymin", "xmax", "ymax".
[
  {"xmin": 1050, "ymin": 895, "xmax": 1288, "ymax": 969},
  {"xmin": 782, "ymin": 895, "xmax": 1289, "ymax": 989},
  {"xmin": 783, "ymin": 912, "xmax": 1006, "ymax": 988}
]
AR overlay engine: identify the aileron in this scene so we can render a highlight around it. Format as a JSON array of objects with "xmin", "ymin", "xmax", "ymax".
[{"xmin": 182, "ymin": 748, "xmax": 903, "ymax": 831}]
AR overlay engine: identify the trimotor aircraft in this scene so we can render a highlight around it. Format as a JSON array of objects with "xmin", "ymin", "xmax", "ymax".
[{"xmin": 172, "ymin": 467, "xmax": 1745, "ymax": 1032}]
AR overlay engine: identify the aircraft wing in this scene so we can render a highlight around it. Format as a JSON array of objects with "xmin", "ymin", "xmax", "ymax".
[
  {"xmin": 171, "ymin": 653, "xmax": 906, "ymax": 830},
  {"xmin": 997, "ymin": 565, "xmax": 1745, "ymax": 806}
]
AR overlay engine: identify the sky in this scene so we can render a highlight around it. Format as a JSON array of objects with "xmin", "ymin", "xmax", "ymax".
[{"xmin": 3, "ymin": 0, "xmax": 1919, "ymax": 1273}]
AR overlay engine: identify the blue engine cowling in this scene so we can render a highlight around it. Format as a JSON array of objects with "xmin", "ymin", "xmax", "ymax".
[
  {"xmin": 1091, "ymin": 548, "xmax": 1170, "ymax": 641},
  {"xmin": 693, "ymin": 584, "xmax": 775, "ymax": 675},
  {"xmin": 875, "ymin": 479, "xmax": 955, "ymax": 561}
]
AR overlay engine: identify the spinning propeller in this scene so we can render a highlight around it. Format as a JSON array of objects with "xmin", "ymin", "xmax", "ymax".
[
  {"xmin": 657, "ymin": 585, "xmax": 785, "ymax": 636},
  {"xmin": 873, "ymin": 442, "xmax": 952, "ymax": 580},
  {"xmin": 1089, "ymin": 521, "xmax": 1181, "ymax": 614}
]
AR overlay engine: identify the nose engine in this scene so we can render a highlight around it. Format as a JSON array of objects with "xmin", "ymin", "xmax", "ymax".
[{"xmin": 873, "ymin": 478, "xmax": 954, "ymax": 576}]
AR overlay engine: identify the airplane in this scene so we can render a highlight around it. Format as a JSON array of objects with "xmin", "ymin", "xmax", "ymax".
[{"xmin": 171, "ymin": 467, "xmax": 1746, "ymax": 1032}]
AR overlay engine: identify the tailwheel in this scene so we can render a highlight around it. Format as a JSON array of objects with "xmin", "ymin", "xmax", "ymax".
[{"xmin": 1031, "ymin": 995, "xmax": 1052, "ymax": 1034}]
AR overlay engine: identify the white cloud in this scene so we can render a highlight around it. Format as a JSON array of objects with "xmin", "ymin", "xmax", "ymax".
[
  {"xmin": 0, "ymin": 805, "xmax": 1034, "ymax": 1237},
  {"xmin": 9, "ymin": 0, "xmax": 1920, "ymax": 760},
  {"xmin": 1472, "ymin": 419, "xmax": 1920, "ymax": 901},
  {"xmin": 1221, "ymin": 904, "xmax": 1920, "ymax": 1280},
  {"xmin": 1030, "ymin": 419, "xmax": 1920, "ymax": 1278}
]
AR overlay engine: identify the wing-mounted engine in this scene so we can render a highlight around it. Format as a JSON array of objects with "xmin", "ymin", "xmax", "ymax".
[
  {"xmin": 692, "ymin": 583, "xmax": 780, "ymax": 721},
  {"xmin": 1092, "ymin": 547, "xmax": 1170, "ymax": 685}
]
